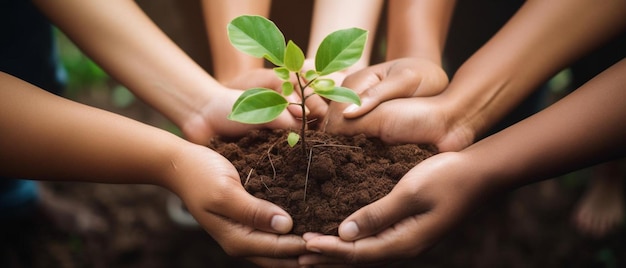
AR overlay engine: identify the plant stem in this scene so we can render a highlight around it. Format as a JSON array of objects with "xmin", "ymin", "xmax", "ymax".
[{"xmin": 295, "ymin": 72, "xmax": 308, "ymax": 156}]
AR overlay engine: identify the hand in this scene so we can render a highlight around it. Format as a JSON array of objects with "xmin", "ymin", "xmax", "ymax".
[
  {"xmin": 181, "ymin": 85, "xmax": 301, "ymax": 145},
  {"xmin": 323, "ymin": 96, "xmax": 475, "ymax": 153},
  {"xmin": 299, "ymin": 152, "xmax": 488, "ymax": 266},
  {"xmin": 335, "ymin": 57, "xmax": 449, "ymax": 118},
  {"xmin": 167, "ymin": 143, "xmax": 308, "ymax": 267}
]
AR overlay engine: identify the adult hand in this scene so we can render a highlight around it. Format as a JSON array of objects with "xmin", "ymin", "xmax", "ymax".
[
  {"xmin": 335, "ymin": 57, "xmax": 449, "ymax": 118},
  {"xmin": 299, "ymin": 152, "xmax": 488, "ymax": 266},
  {"xmin": 323, "ymin": 96, "xmax": 475, "ymax": 153},
  {"xmin": 166, "ymin": 143, "xmax": 307, "ymax": 267}
]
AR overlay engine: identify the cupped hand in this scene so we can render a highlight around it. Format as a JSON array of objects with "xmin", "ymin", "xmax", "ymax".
[
  {"xmin": 167, "ymin": 143, "xmax": 308, "ymax": 267},
  {"xmin": 337, "ymin": 57, "xmax": 449, "ymax": 118},
  {"xmin": 299, "ymin": 152, "xmax": 488, "ymax": 266},
  {"xmin": 181, "ymin": 86, "xmax": 301, "ymax": 145},
  {"xmin": 323, "ymin": 96, "xmax": 475, "ymax": 152}
]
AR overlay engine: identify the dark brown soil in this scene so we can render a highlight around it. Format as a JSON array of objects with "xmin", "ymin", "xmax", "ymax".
[{"xmin": 210, "ymin": 129, "xmax": 436, "ymax": 235}]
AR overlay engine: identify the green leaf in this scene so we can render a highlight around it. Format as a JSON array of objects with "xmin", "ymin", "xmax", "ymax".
[
  {"xmin": 315, "ymin": 28, "xmax": 367, "ymax": 76},
  {"xmin": 304, "ymin": 70, "xmax": 319, "ymax": 81},
  {"xmin": 281, "ymin": 81, "xmax": 294, "ymax": 96},
  {"xmin": 274, "ymin": 67, "xmax": 290, "ymax": 81},
  {"xmin": 310, "ymin": 78, "xmax": 335, "ymax": 92},
  {"xmin": 228, "ymin": 15, "xmax": 285, "ymax": 66},
  {"xmin": 314, "ymin": 86, "xmax": 361, "ymax": 105},
  {"xmin": 287, "ymin": 132, "xmax": 300, "ymax": 147},
  {"xmin": 228, "ymin": 88, "xmax": 289, "ymax": 124},
  {"xmin": 284, "ymin": 40, "xmax": 305, "ymax": 72}
]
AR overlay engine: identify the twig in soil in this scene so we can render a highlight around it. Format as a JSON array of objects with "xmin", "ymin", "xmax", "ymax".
[
  {"xmin": 267, "ymin": 148, "xmax": 277, "ymax": 182},
  {"xmin": 261, "ymin": 178, "xmax": 271, "ymax": 192},
  {"xmin": 304, "ymin": 147, "xmax": 314, "ymax": 202},
  {"xmin": 334, "ymin": 187, "xmax": 342, "ymax": 198},
  {"xmin": 244, "ymin": 168, "xmax": 254, "ymax": 186}
]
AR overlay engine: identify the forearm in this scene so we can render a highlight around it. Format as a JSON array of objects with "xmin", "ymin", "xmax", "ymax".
[
  {"xmin": 386, "ymin": 0, "xmax": 456, "ymax": 65},
  {"xmin": 307, "ymin": 0, "xmax": 383, "ymax": 71},
  {"xmin": 0, "ymin": 72, "xmax": 183, "ymax": 186},
  {"xmin": 202, "ymin": 0, "xmax": 271, "ymax": 83},
  {"xmin": 464, "ymin": 59, "xmax": 626, "ymax": 193},
  {"xmin": 33, "ymin": 0, "xmax": 222, "ymax": 131},
  {"xmin": 443, "ymin": 0, "xmax": 626, "ymax": 139}
]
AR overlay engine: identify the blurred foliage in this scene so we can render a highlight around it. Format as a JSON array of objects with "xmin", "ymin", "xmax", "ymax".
[
  {"xmin": 54, "ymin": 28, "xmax": 135, "ymax": 108},
  {"xmin": 54, "ymin": 28, "xmax": 108, "ymax": 93}
]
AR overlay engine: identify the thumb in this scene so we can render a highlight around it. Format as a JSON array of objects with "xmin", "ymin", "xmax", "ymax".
[
  {"xmin": 209, "ymin": 187, "xmax": 295, "ymax": 234},
  {"xmin": 337, "ymin": 187, "xmax": 424, "ymax": 241},
  {"xmin": 342, "ymin": 74, "xmax": 419, "ymax": 119}
]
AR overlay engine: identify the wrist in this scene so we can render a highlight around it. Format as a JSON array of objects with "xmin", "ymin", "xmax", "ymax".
[
  {"xmin": 157, "ymin": 139, "xmax": 203, "ymax": 193},
  {"xmin": 441, "ymin": 63, "xmax": 517, "ymax": 140}
]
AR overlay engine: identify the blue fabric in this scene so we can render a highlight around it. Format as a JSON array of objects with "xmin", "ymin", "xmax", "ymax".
[
  {"xmin": 1, "ymin": 0, "xmax": 66, "ymax": 219},
  {"xmin": 0, "ymin": 180, "xmax": 39, "ymax": 220}
]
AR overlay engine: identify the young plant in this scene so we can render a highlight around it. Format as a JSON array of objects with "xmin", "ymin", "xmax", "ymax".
[{"xmin": 226, "ymin": 15, "xmax": 366, "ymax": 155}]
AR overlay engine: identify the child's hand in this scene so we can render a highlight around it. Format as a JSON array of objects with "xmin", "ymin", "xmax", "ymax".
[
  {"xmin": 167, "ymin": 144, "xmax": 307, "ymax": 267},
  {"xmin": 299, "ymin": 152, "xmax": 487, "ymax": 266},
  {"xmin": 181, "ymin": 86, "xmax": 300, "ymax": 145}
]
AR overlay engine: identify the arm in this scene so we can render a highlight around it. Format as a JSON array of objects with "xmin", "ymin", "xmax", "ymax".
[
  {"xmin": 302, "ymin": 0, "xmax": 384, "ymax": 121},
  {"xmin": 306, "ymin": 0, "xmax": 383, "ymax": 74},
  {"xmin": 0, "ymin": 72, "xmax": 306, "ymax": 266},
  {"xmin": 202, "ymin": 0, "xmax": 271, "ymax": 83},
  {"xmin": 325, "ymin": 0, "xmax": 626, "ymax": 152},
  {"xmin": 33, "ymin": 0, "xmax": 299, "ymax": 145},
  {"xmin": 301, "ymin": 58, "xmax": 626, "ymax": 266},
  {"xmin": 441, "ymin": 0, "xmax": 626, "ymax": 144},
  {"xmin": 323, "ymin": 0, "xmax": 454, "ymax": 126},
  {"xmin": 385, "ymin": 0, "xmax": 455, "ymax": 64}
]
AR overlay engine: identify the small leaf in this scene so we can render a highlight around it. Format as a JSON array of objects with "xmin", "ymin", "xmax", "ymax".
[
  {"xmin": 282, "ymin": 81, "xmax": 294, "ymax": 96},
  {"xmin": 274, "ymin": 67, "xmax": 290, "ymax": 81},
  {"xmin": 287, "ymin": 132, "xmax": 300, "ymax": 147},
  {"xmin": 304, "ymin": 70, "xmax": 319, "ymax": 81},
  {"xmin": 284, "ymin": 40, "xmax": 305, "ymax": 72},
  {"xmin": 228, "ymin": 88, "xmax": 289, "ymax": 124},
  {"xmin": 315, "ymin": 28, "xmax": 367, "ymax": 76},
  {"xmin": 314, "ymin": 86, "xmax": 361, "ymax": 105},
  {"xmin": 228, "ymin": 15, "xmax": 285, "ymax": 66},
  {"xmin": 311, "ymin": 78, "xmax": 335, "ymax": 92}
]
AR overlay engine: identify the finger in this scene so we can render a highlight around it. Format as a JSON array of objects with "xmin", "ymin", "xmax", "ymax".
[
  {"xmin": 199, "ymin": 212, "xmax": 306, "ymax": 258},
  {"xmin": 304, "ymin": 94, "xmax": 329, "ymax": 124},
  {"xmin": 323, "ymin": 103, "xmax": 388, "ymax": 138},
  {"xmin": 285, "ymin": 93, "xmax": 305, "ymax": 118},
  {"xmin": 338, "ymin": 180, "xmax": 430, "ymax": 241},
  {"xmin": 200, "ymin": 180, "xmax": 295, "ymax": 234},
  {"xmin": 302, "ymin": 232, "xmax": 325, "ymax": 241},
  {"xmin": 303, "ymin": 215, "xmax": 440, "ymax": 265},
  {"xmin": 269, "ymin": 109, "xmax": 302, "ymax": 131},
  {"xmin": 342, "ymin": 73, "xmax": 419, "ymax": 119}
]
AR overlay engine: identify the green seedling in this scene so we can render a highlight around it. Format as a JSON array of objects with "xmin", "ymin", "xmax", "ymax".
[{"xmin": 227, "ymin": 15, "xmax": 366, "ymax": 155}]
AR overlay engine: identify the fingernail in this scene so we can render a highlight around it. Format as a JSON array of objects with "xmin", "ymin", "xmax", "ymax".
[
  {"xmin": 343, "ymin": 104, "xmax": 358, "ymax": 114},
  {"xmin": 271, "ymin": 215, "xmax": 291, "ymax": 233},
  {"xmin": 339, "ymin": 221, "xmax": 359, "ymax": 239},
  {"xmin": 307, "ymin": 246, "xmax": 321, "ymax": 253}
]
